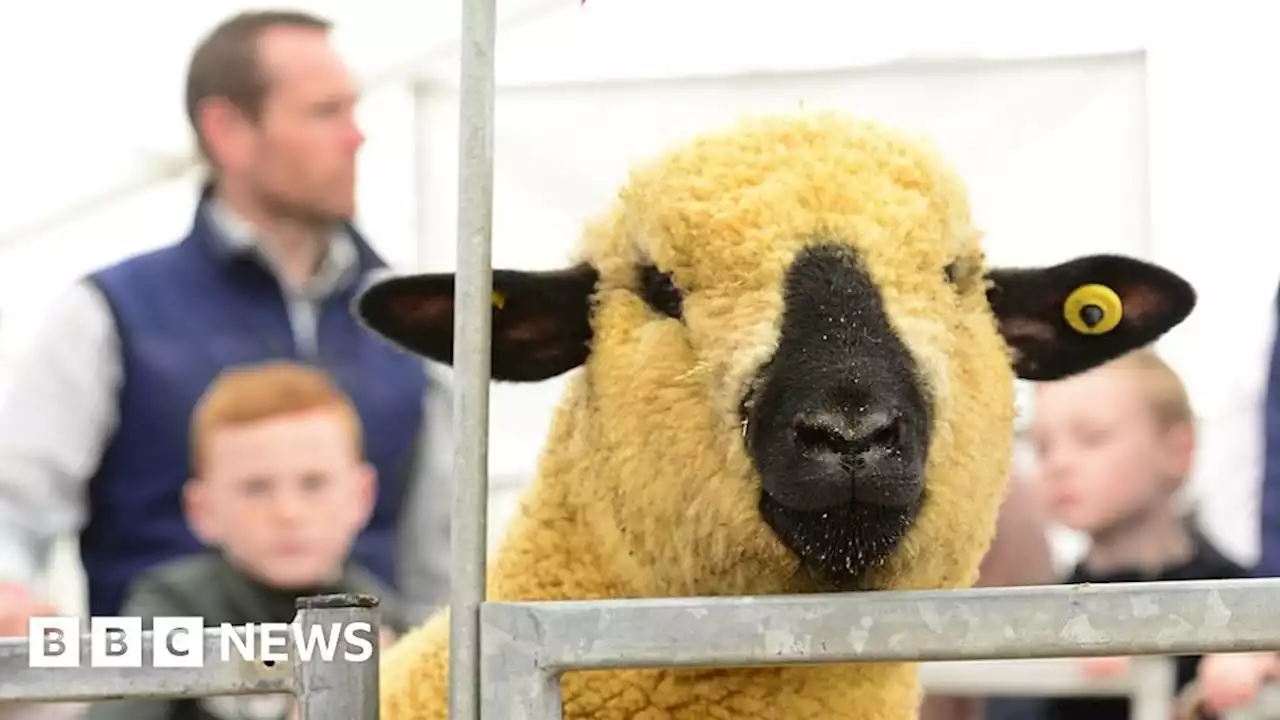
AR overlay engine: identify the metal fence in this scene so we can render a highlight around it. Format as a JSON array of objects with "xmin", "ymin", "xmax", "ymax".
[
  {"xmin": 0, "ymin": 594, "xmax": 380, "ymax": 719},
  {"xmin": 4, "ymin": 625, "xmax": 1280, "ymax": 719}
]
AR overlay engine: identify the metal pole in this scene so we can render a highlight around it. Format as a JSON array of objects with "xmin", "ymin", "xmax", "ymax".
[
  {"xmin": 481, "ymin": 600, "xmax": 562, "ymax": 719},
  {"xmin": 1129, "ymin": 657, "xmax": 1177, "ymax": 720},
  {"xmin": 485, "ymin": 579, "xmax": 1280, "ymax": 672},
  {"xmin": 293, "ymin": 594, "xmax": 381, "ymax": 720},
  {"xmin": 451, "ymin": 0, "xmax": 497, "ymax": 717},
  {"xmin": 0, "ymin": 626, "xmax": 293, "ymax": 702}
]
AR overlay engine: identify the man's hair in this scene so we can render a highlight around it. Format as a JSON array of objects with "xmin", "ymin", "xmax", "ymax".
[
  {"xmin": 190, "ymin": 360, "xmax": 363, "ymax": 473},
  {"xmin": 185, "ymin": 10, "xmax": 332, "ymax": 164}
]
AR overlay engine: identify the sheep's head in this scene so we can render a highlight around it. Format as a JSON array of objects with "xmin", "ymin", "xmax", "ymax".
[{"xmin": 355, "ymin": 112, "xmax": 1195, "ymax": 596}]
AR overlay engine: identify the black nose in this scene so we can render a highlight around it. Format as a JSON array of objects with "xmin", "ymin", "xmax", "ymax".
[{"xmin": 789, "ymin": 407, "xmax": 920, "ymax": 508}]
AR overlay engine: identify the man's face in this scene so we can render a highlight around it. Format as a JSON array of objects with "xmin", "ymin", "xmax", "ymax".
[{"xmin": 240, "ymin": 26, "xmax": 363, "ymax": 222}]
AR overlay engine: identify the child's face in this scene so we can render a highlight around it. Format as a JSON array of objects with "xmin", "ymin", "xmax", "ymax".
[
  {"xmin": 185, "ymin": 408, "xmax": 375, "ymax": 589},
  {"xmin": 1029, "ymin": 366, "xmax": 1191, "ymax": 534}
]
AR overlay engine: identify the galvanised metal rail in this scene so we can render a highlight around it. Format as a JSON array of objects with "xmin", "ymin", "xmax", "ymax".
[
  {"xmin": 0, "ymin": 594, "xmax": 380, "ymax": 719},
  {"xmin": 475, "ymin": 581, "xmax": 1276, "ymax": 720}
]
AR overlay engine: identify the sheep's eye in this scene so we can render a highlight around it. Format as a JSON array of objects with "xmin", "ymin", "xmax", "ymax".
[
  {"xmin": 640, "ymin": 264, "xmax": 684, "ymax": 319},
  {"xmin": 943, "ymin": 262, "xmax": 961, "ymax": 285}
]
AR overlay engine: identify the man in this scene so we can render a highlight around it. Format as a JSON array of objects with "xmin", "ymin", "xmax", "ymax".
[{"xmin": 0, "ymin": 10, "xmax": 451, "ymax": 634}]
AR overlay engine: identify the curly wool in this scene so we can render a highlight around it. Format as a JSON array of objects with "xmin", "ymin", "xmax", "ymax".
[{"xmin": 381, "ymin": 111, "xmax": 1017, "ymax": 720}]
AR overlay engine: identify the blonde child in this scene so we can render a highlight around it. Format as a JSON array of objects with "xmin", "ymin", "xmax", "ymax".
[
  {"xmin": 86, "ymin": 361, "xmax": 405, "ymax": 720},
  {"xmin": 1027, "ymin": 348, "xmax": 1247, "ymax": 720}
]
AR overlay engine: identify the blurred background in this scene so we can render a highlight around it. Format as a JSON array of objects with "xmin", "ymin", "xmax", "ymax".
[{"xmin": 1, "ymin": 0, "xmax": 1275, "ymax": 623}]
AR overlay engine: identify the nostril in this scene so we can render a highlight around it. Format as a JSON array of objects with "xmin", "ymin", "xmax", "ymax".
[
  {"xmin": 864, "ymin": 416, "xmax": 900, "ymax": 451},
  {"xmin": 794, "ymin": 423, "xmax": 843, "ymax": 455},
  {"xmin": 791, "ymin": 409, "xmax": 905, "ymax": 459},
  {"xmin": 781, "ymin": 405, "xmax": 917, "ymax": 510},
  {"xmin": 791, "ymin": 411, "xmax": 854, "ymax": 456},
  {"xmin": 850, "ymin": 409, "xmax": 902, "ymax": 455}
]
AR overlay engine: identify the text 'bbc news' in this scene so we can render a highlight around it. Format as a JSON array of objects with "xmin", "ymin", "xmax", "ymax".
[{"xmin": 26, "ymin": 617, "xmax": 375, "ymax": 668}]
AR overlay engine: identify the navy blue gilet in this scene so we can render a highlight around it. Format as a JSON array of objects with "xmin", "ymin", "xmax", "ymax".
[{"xmin": 81, "ymin": 196, "xmax": 427, "ymax": 616}]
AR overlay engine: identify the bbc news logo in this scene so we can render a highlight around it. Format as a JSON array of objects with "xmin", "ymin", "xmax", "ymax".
[{"xmin": 27, "ymin": 617, "xmax": 375, "ymax": 668}]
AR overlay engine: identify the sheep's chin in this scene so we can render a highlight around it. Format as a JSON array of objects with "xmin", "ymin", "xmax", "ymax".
[{"xmin": 758, "ymin": 490, "xmax": 921, "ymax": 590}]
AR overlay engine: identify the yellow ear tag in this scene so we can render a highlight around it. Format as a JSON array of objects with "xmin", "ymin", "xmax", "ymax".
[
  {"xmin": 1063, "ymin": 283, "xmax": 1122, "ymax": 335},
  {"xmin": 491, "ymin": 291, "xmax": 506, "ymax": 310}
]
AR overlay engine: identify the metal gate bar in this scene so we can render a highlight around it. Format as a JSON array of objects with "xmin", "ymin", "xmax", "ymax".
[
  {"xmin": 477, "ymin": 579, "xmax": 1280, "ymax": 717},
  {"xmin": 448, "ymin": 0, "xmax": 498, "ymax": 715},
  {"xmin": 1129, "ymin": 657, "xmax": 1179, "ymax": 720},
  {"xmin": 0, "ymin": 593, "xmax": 379, "ymax": 719}
]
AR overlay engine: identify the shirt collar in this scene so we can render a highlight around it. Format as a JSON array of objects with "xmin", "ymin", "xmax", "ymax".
[{"xmin": 203, "ymin": 197, "xmax": 359, "ymax": 300}]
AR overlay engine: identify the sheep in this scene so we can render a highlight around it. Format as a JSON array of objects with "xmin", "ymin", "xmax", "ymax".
[{"xmin": 354, "ymin": 110, "xmax": 1196, "ymax": 720}]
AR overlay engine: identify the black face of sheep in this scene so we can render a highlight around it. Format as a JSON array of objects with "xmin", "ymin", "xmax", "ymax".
[
  {"xmin": 741, "ymin": 243, "xmax": 932, "ymax": 586},
  {"xmin": 354, "ymin": 253, "xmax": 1196, "ymax": 589}
]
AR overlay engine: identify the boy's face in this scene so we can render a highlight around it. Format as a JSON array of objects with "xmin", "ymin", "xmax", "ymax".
[
  {"xmin": 185, "ymin": 408, "xmax": 376, "ymax": 589},
  {"xmin": 1028, "ymin": 367, "xmax": 1192, "ymax": 535}
]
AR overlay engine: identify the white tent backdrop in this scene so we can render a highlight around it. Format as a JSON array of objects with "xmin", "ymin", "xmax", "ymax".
[
  {"xmin": 0, "ymin": 0, "xmax": 452, "ymax": 237},
  {"xmin": 5, "ymin": 0, "xmax": 1280, "ymax": 609}
]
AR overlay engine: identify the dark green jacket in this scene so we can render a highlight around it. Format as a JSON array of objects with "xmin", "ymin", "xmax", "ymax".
[{"xmin": 84, "ymin": 552, "xmax": 407, "ymax": 720}]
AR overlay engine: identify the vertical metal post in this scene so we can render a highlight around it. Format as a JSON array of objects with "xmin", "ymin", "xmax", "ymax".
[
  {"xmin": 1128, "ymin": 656, "xmax": 1176, "ymax": 720},
  {"xmin": 451, "ymin": 0, "xmax": 497, "ymax": 717},
  {"xmin": 294, "ymin": 594, "xmax": 381, "ymax": 720},
  {"xmin": 481, "ymin": 601, "xmax": 562, "ymax": 719},
  {"xmin": 480, "ymin": 664, "xmax": 561, "ymax": 719}
]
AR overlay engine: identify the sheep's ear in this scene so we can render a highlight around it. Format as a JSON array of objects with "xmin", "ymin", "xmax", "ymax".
[
  {"xmin": 984, "ymin": 254, "xmax": 1195, "ymax": 381},
  {"xmin": 353, "ymin": 264, "xmax": 599, "ymax": 382}
]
